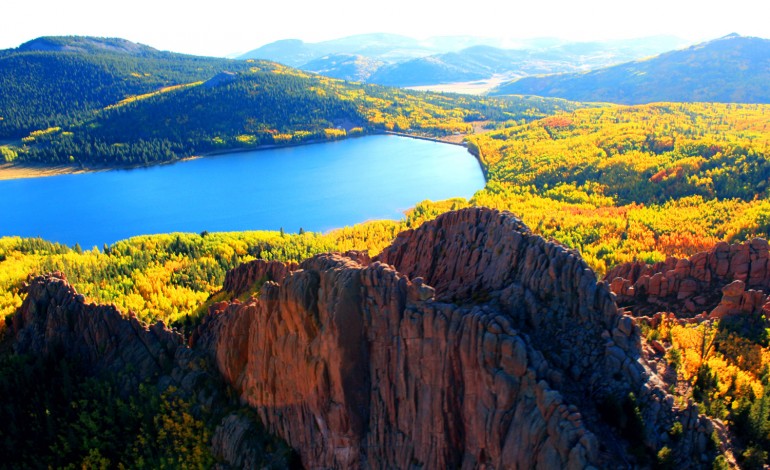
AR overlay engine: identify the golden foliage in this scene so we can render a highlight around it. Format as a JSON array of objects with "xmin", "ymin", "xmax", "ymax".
[{"xmin": 104, "ymin": 81, "xmax": 204, "ymax": 110}]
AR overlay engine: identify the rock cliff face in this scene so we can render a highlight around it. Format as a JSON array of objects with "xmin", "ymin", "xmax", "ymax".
[
  {"xmin": 606, "ymin": 238, "xmax": 770, "ymax": 319},
  {"xmin": 195, "ymin": 208, "xmax": 716, "ymax": 468},
  {"xmin": 223, "ymin": 259, "xmax": 298, "ymax": 298}
]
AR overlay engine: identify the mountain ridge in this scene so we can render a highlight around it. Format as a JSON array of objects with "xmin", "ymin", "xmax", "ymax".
[
  {"xmin": 1, "ymin": 40, "xmax": 585, "ymax": 167},
  {"xmin": 241, "ymin": 34, "xmax": 688, "ymax": 88},
  {"xmin": 491, "ymin": 34, "xmax": 770, "ymax": 104},
  {"xmin": 16, "ymin": 36, "xmax": 161, "ymax": 56},
  {"xmin": 238, "ymin": 33, "xmax": 433, "ymax": 66}
]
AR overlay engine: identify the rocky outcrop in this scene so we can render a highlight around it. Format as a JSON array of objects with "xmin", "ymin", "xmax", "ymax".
[
  {"xmin": 11, "ymin": 272, "xmax": 183, "ymax": 390},
  {"xmin": 196, "ymin": 208, "xmax": 716, "ymax": 468},
  {"xmin": 606, "ymin": 238, "xmax": 770, "ymax": 319},
  {"xmin": 223, "ymin": 259, "xmax": 297, "ymax": 298},
  {"xmin": 197, "ymin": 254, "xmax": 600, "ymax": 468},
  {"xmin": 375, "ymin": 208, "xmax": 638, "ymax": 384},
  {"xmin": 9, "ymin": 271, "xmax": 296, "ymax": 468},
  {"xmin": 203, "ymin": 71, "xmax": 238, "ymax": 88},
  {"xmin": 9, "ymin": 208, "xmax": 720, "ymax": 468},
  {"xmin": 210, "ymin": 412, "xmax": 299, "ymax": 469}
]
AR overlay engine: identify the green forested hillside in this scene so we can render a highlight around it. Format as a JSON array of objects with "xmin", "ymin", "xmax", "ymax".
[
  {"xmin": 3, "ymin": 46, "xmax": 586, "ymax": 165},
  {"xmin": 0, "ymin": 36, "xmax": 251, "ymax": 138},
  {"xmin": 0, "ymin": 353, "xmax": 221, "ymax": 469},
  {"xmin": 491, "ymin": 34, "xmax": 770, "ymax": 104}
]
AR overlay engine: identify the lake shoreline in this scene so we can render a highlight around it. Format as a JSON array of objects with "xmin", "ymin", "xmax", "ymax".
[
  {"xmin": 0, "ymin": 132, "xmax": 476, "ymax": 181},
  {"xmin": 1, "ymin": 135, "xmax": 484, "ymax": 247},
  {"xmin": 0, "ymin": 156, "xmax": 203, "ymax": 181},
  {"xmin": 0, "ymin": 163, "xmax": 95, "ymax": 180}
]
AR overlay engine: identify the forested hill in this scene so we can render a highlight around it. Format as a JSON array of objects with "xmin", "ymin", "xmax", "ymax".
[
  {"xmin": 15, "ymin": 36, "xmax": 162, "ymax": 55},
  {"xmin": 0, "ymin": 36, "xmax": 251, "ymax": 138},
  {"xmin": 491, "ymin": 34, "xmax": 770, "ymax": 104},
  {"xmin": 1, "ymin": 37, "xmax": 586, "ymax": 166}
]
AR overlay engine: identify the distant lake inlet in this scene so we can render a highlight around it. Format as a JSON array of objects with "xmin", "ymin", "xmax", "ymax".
[{"xmin": 0, "ymin": 135, "xmax": 485, "ymax": 247}]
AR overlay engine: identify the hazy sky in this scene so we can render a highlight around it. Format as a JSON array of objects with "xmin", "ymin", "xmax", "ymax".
[{"xmin": 3, "ymin": 0, "xmax": 768, "ymax": 56}]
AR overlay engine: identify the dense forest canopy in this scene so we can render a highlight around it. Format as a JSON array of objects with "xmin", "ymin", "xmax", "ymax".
[
  {"xmin": 0, "ymin": 36, "xmax": 252, "ymax": 139},
  {"xmin": 462, "ymin": 102, "xmax": 770, "ymax": 271},
  {"xmin": 0, "ymin": 38, "xmax": 585, "ymax": 166}
]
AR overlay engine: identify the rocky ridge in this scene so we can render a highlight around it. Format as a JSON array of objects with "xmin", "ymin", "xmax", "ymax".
[
  {"xmin": 606, "ymin": 238, "xmax": 770, "ymax": 320},
  {"xmin": 196, "ymin": 208, "xmax": 716, "ymax": 468},
  {"xmin": 11, "ymin": 272, "xmax": 183, "ymax": 391},
  {"xmin": 7, "ymin": 208, "xmax": 720, "ymax": 468}
]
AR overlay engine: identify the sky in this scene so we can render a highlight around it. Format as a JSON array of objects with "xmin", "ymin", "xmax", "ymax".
[{"xmin": 2, "ymin": 0, "xmax": 768, "ymax": 57}]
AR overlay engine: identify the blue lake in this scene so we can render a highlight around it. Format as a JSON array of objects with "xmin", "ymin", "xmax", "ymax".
[{"xmin": 0, "ymin": 135, "xmax": 485, "ymax": 248}]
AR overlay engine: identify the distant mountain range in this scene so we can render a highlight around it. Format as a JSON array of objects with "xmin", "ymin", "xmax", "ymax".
[
  {"xmin": 239, "ymin": 33, "xmax": 510, "ymax": 66},
  {"xmin": 490, "ymin": 34, "xmax": 770, "ymax": 104},
  {"xmin": 239, "ymin": 34, "xmax": 688, "ymax": 87}
]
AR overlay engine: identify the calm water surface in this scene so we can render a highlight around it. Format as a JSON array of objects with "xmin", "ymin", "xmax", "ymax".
[{"xmin": 0, "ymin": 135, "xmax": 485, "ymax": 247}]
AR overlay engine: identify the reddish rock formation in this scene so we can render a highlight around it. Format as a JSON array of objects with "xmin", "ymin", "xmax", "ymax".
[
  {"xmin": 198, "ymin": 254, "xmax": 602, "ymax": 468},
  {"xmin": 196, "ymin": 208, "xmax": 716, "ymax": 468},
  {"xmin": 222, "ymin": 252, "xmax": 370, "ymax": 299},
  {"xmin": 9, "ymin": 209, "xmax": 720, "ymax": 468},
  {"xmin": 375, "ymin": 208, "xmax": 637, "ymax": 383},
  {"xmin": 223, "ymin": 259, "xmax": 297, "ymax": 298},
  {"xmin": 605, "ymin": 238, "xmax": 770, "ymax": 319}
]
